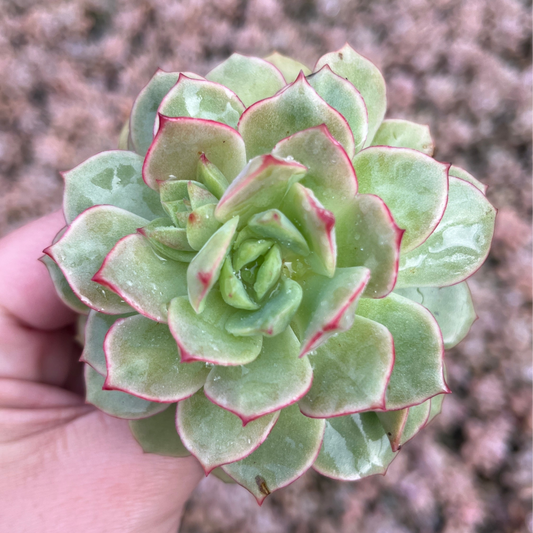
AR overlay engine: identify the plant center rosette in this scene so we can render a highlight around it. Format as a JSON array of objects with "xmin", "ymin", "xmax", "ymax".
[{"xmin": 43, "ymin": 45, "xmax": 496, "ymax": 503}]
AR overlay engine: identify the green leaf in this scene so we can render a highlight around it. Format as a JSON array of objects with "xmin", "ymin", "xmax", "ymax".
[
  {"xmin": 158, "ymin": 74, "xmax": 244, "ymax": 129},
  {"xmin": 264, "ymin": 52, "xmax": 311, "ymax": 83},
  {"xmin": 239, "ymin": 73, "xmax": 356, "ymax": 159},
  {"xmin": 46, "ymin": 206, "xmax": 145, "ymax": 314},
  {"xmin": 248, "ymin": 210, "xmax": 309, "ymax": 257},
  {"xmin": 397, "ymin": 177, "xmax": 496, "ymax": 287},
  {"xmin": 395, "ymin": 283, "xmax": 477, "ymax": 349},
  {"xmin": 294, "ymin": 267, "xmax": 370, "ymax": 357},
  {"xmin": 282, "ymin": 183, "xmax": 336, "ymax": 277},
  {"xmin": 299, "ymin": 316, "xmax": 394, "ymax": 418},
  {"xmin": 398, "ymin": 400, "xmax": 431, "ymax": 449},
  {"xmin": 353, "ymin": 146, "xmax": 449, "ymax": 252},
  {"xmin": 220, "ymin": 257, "xmax": 259, "ymax": 310},
  {"xmin": 206, "ymin": 53, "xmax": 286, "ymax": 107},
  {"xmin": 225, "ymin": 277, "xmax": 303, "ymax": 337},
  {"xmin": 223, "ymin": 404, "xmax": 325, "ymax": 503},
  {"xmin": 162, "ymin": 199, "xmax": 190, "ymax": 229},
  {"xmin": 63, "ymin": 150, "xmax": 166, "ymax": 224},
  {"xmin": 81, "ymin": 310, "xmax": 133, "ymax": 375},
  {"xmin": 187, "ymin": 217, "xmax": 239, "ymax": 313},
  {"xmin": 40, "ymin": 254, "xmax": 90, "ymax": 314},
  {"xmin": 211, "ymin": 468, "xmax": 236, "ymax": 484},
  {"xmin": 196, "ymin": 154, "xmax": 230, "ymax": 199},
  {"xmin": 307, "ymin": 66, "xmax": 368, "ymax": 153},
  {"xmin": 129, "ymin": 69, "xmax": 180, "ymax": 156},
  {"xmin": 186, "ymin": 203, "xmax": 222, "ymax": 251},
  {"xmin": 356, "ymin": 293, "xmax": 448, "ymax": 410},
  {"xmin": 254, "ymin": 244, "xmax": 282, "ymax": 300},
  {"xmin": 176, "ymin": 390, "xmax": 279, "ymax": 473},
  {"xmin": 187, "ymin": 181, "xmax": 218, "ymax": 210},
  {"xmin": 449, "ymin": 165, "xmax": 487, "ymax": 194},
  {"xmin": 204, "ymin": 327, "xmax": 312, "ymax": 423},
  {"xmin": 375, "ymin": 410, "xmax": 409, "ymax": 452},
  {"xmin": 168, "ymin": 293, "xmax": 263, "ymax": 366},
  {"xmin": 140, "ymin": 218, "xmax": 194, "ymax": 251},
  {"xmin": 272, "ymin": 125, "xmax": 358, "ymax": 218},
  {"xmin": 159, "ymin": 179, "xmax": 190, "ymax": 202},
  {"xmin": 313, "ymin": 412, "xmax": 397, "ymax": 481},
  {"xmin": 129, "ymin": 404, "xmax": 190, "ymax": 457},
  {"xmin": 104, "ymin": 314, "xmax": 209, "ymax": 402},
  {"xmin": 233, "ymin": 238, "xmax": 273, "ymax": 271},
  {"xmin": 143, "ymin": 116, "xmax": 246, "ymax": 190},
  {"xmin": 427, "ymin": 394, "xmax": 445, "ymax": 425},
  {"xmin": 93, "ymin": 233, "xmax": 188, "ymax": 322},
  {"xmin": 371, "ymin": 119, "xmax": 434, "ymax": 156},
  {"xmin": 336, "ymin": 194, "xmax": 403, "ymax": 298},
  {"xmin": 315, "ymin": 44, "xmax": 386, "ymax": 146},
  {"xmin": 118, "ymin": 119, "xmax": 130, "ymax": 150},
  {"xmin": 84, "ymin": 365, "xmax": 167, "ymax": 419},
  {"xmin": 214, "ymin": 155, "xmax": 306, "ymax": 226}
]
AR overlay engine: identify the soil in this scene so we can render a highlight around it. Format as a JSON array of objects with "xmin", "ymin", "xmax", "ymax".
[{"xmin": 0, "ymin": 1, "xmax": 531, "ymax": 532}]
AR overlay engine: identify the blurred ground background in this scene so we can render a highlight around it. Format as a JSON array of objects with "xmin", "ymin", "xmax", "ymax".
[{"xmin": 0, "ymin": 0, "xmax": 531, "ymax": 531}]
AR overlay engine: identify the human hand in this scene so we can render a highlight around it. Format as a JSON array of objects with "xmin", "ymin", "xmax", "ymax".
[{"xmin": 0, "ymin": 211, "xmax": 203, "ymax": 533}]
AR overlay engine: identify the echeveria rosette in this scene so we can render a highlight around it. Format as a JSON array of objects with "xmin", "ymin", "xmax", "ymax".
[{"xmin": 43, "ymin": 44, "xmax": 496, "ymax": 503}]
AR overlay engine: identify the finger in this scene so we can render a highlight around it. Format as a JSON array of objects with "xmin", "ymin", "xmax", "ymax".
[{"xmin": 0, "ymin": 211, "xmax": 76, "ymax": 331}]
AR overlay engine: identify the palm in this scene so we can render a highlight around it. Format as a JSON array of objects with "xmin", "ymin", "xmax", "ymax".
[{"xmin": 0, "ymin": 212, "xmax": 202, "ymax": 533}]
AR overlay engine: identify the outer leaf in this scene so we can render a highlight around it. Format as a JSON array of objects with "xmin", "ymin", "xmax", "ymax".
[
  {"xmin": 104, "ymin": 315, "xmax": 209, "ymax": 402},
  {"xmin": 143, "ymin": 116, "xmax": 246, "ymax": 190},
  {"xmin": 239, "ymin": 72, "xmax": 355, "ymax": 159},
  {"xmin": 168, "ymin": 293, "xmax": 263, "ymax": 366},
  {"xmin": 294, "ymin": 267, "xmax": 370, "ymax": 358},
  {"xmin": 187, "ymin": 217, "xmax": 239, "ymax": 313},
  {"xmin": 371, "ymin": 119, "xmax": 434, "ymax": 156},
  {"xmin": 313, "ymin": 412, "xmax": 397, "ymax": 481},
  {"xmin": 80, "ymin": 310, "xmax": 133, "ymax": 374},
  {"xmin": 84, "ymin": 365, "xmax": 167, "ymax": 419},
  {"xmin": 272, "ymin": 125, "xmax": 358, "ymax": 218},
  {"xmin": 353, "ymin": 146, "xmax": 449, "ymax": 252},
  {"xmin": 93, "ymin": 233, "xmax": 188, "ymax": 322},
  {"xmin": 40, "ymin": 254, "xmax": 90, "ymax": 314},
  {"xmin": 307, "ymin": 66, "xmax": 368, "ymax": 153},
  {"xmin": 63, "ymin": 150, "xmax": 166, "ymax": 224},
  {"xmin": 282, "ymin": 183, "xmax": 336, "ymax": 277},
  {"xmin": 129, "ymin": 404, "xmax": 190, "ymax": 457},
  {"xmin": 449, "ymin": 165, "xmax": 487, "ymax": 194},
  {"xmin": 315, "ymin": 44, "xmax": 386, "ymax": 146},
  {"xmin": 264, "ymin": 52, "xmax": 311, "ymax": 82},
  {"xmin": 176, "ymin": 390, "xmax": 280, "ymax": 474},
  {"xmin": 427, "ymin": 394, "xmax": 445, "ymax": 425},
  {"xmin": 45, "ymin": 206, "xmax": 145, "ymax": 314},
  {"xmin": 375, "ymin": 410, "xmax": 409, "ymax": 451},
  {"xmin": 204, "ymin": 327, "xmax": 312, "ymax": 424},
  {"xmin": 157, "ymin": 74, "xmax": 245, "ymax": 129},
  {"xmin": 206, "ymin": 53, "xmax": 286, "ymax": 107},
  {"xmin": 336, "ymin": 194, "xmax": 404, "ymax": 298},
  {"xmin": 225, "ymin": 277, "xmax": 303, "ymax": 337},
  {"xmin": 397, "ymin": 177, "xmax": 496, "ymax": 287},
  {"xmin": 129, "ymin": 69, "xmax": 180, "ymax": 156},
  {"xmin": 214, "ymin": 155, "xmax": 307, "ymax": 226},
  {"xmin": 299, "ymin": 316, "xmax": 394, "ymax": 418},
  {"xmin": 398, "ymin": 400, "xmax": 431, "ymax": 449},
  {"xmin": 211, "ymin": 468, "xmax": 236, "ymax": 484},
  {"xmin": 223, "ymin": 404, "xmax": 325, "ymax": 504},
  {"xmin": 395, "ymin": 283, "xmax": 477, "ymax": 349},
  {"xmin": 118, "ymin": 120, "xmax": 130, "ymax": 150},
  {"xmin": 356, "ymin": 293, "xmax": 448, "ymax": 409}
]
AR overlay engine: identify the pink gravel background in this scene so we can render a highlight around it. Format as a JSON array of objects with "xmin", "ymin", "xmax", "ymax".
[{"xmin": 0, "ymin": 0, "xmax": 531, "ymax": 531}]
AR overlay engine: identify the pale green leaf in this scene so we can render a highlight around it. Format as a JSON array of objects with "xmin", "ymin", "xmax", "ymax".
[
  {"xmin": 371, "ymin": 119, "xmax": 434, "ymax": 156},
  {"xmin": 264, "ymin": 52, "xmax": 311, "ymax": 82},
  {"xmin": 239, "ymin": 73, "xmax": 355, "ymax": 159},
  {"xmin": 206, "ymin": 53, "xmax": 286, "ymax": 107},
  {"xmin": 397, "ymin": 177, "xmax": 496, "ymax": 287}
]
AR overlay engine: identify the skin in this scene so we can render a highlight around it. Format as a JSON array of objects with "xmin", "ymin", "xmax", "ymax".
[{"xmin": 0, "ymin": 211, "xmax": 203, "ymax": 533}]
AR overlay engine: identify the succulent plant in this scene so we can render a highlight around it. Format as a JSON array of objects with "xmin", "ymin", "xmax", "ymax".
[{"xmin": 43, "ymin": 44, "xmax": 496, "ymax": 503}]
